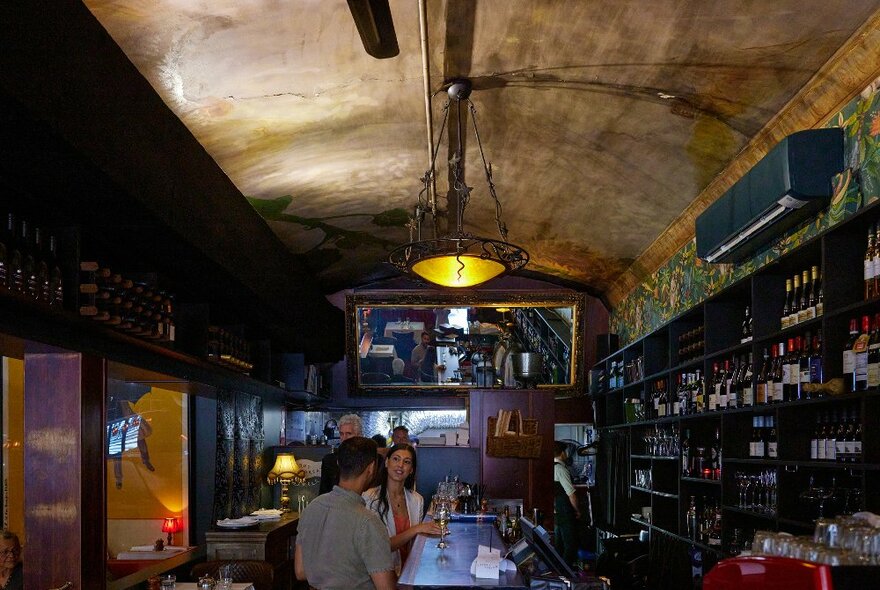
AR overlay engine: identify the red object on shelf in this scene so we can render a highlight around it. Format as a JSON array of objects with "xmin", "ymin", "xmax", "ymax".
[
  {"xmin": 162, "ymin": 516, "xmax": 182, "ymax": 545},
  {"xmin": 704, "ymin": 556, "xmax": 833, "ymax": 590}
]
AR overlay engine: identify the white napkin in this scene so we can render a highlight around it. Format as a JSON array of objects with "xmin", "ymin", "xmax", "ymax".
[
  {"xmin": 216, "ymin": 516, "xmax": 258, "ymax": 526},
  {"xmin": 130, "ymin": 545, "xmax": 187, "ymax": 552},
  {"xmin": 469, "ymin": 545, "xmax": 517, "ymax": 578},
  {"xmin": 251, "ymin": 509, "xmax": 283, "ymax": 520}
]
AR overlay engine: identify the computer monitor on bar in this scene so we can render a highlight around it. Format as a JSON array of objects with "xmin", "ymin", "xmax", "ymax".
[{"xmin": 515, "ymin": 516, "xmax": 577, "ymax": 580}]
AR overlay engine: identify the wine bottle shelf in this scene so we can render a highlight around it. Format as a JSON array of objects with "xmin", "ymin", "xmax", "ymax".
[
  {"xmin": 632, "ymin": 521, "xmax": 724, "ymax": 556},
  {"xmin": 721, "ymin": 505, "xmax": 777, "ymax": 520},
  {"xmin": 631, "ymin": 454, "xmax": 678, "ymax": 461},
  {"xmin": 681, "ymin": 476, "xmax": 722, "ymax": 485},
  {"xmin": 631, "ymin": 486, "xmax": 678, "ymax": 499}
]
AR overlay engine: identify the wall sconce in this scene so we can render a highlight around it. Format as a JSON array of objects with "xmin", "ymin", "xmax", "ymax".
[
  {"xmin": 161, "ymin": 516, "xmax": 182, "ymax": 546},
  {"xmin": 268, "ymin": 453, "xmax": 305, "ymax": 512}
]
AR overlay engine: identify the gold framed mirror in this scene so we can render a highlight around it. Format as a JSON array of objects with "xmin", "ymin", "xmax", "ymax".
[{"xmin": 346, "ymin": 291, "xmax": 585, "ymax": 396}]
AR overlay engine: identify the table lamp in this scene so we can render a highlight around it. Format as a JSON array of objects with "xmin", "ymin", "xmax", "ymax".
[
  {"xmin": 268, "ymin": 453, "xmax": 305, "ymax": 512},
  {"xmin": 161, "ymin": 516, "xmax": 181, "ymax": 546}
]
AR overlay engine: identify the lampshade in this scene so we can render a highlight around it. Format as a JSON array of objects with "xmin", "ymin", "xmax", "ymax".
[
  {"xmin": 411, "ymin": 253, "xmax": 506, "ymax": 288},
  {"xmin": 161, "ymin": 516, "xmax": 181, "ymax": 534},
  {"xmin": 268, "ymin": 453, "xmax": 301, "ymax": 482},
  {"xmin": 388, "ymin": 79, "xmax": 528, "ymax": 288}
]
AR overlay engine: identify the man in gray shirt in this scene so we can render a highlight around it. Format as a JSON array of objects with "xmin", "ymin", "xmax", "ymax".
[{"xmin": 295, "ymin": 437, "xmax": 396, "ymax": 590}]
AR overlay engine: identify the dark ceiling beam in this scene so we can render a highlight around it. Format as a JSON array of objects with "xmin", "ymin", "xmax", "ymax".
[{"xmin": 0, "ymin": 0, "xmax": 344, "ymax": 360}]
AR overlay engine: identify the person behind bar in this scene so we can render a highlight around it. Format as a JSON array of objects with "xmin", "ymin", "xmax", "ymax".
[
  {"xmin": 0, "ymin": 531, "xmax": 23, "ymax": 590},
  {"xmin": 319, "ymin": 414, "xmax": 363, "ymax": 495},
  {"xmin": 390, "ymin": 425, "xmax": 409, "ymax": 447},
  {"xmin": 362, "ymin": 444, "xmax": 441, "ymax": 574},
  {"xmin": 553, "ymin": 441, "xmax": 580, "ymax": 566},
  {"xmin": 295, "ymin": 437, "xmax": 395, "ymax": 590}
]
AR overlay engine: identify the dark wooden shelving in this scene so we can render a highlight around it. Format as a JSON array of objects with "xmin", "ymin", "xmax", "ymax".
[
  {"xmin": 631, "ymin": 486, "xmax": 678, "ymax": 499},
  {"xmin": 721, "ymin": 505, "xmax": 776, "ymax": 519},
  {"xmin": 681, "ymin": 476, "xmax": 721, "ymax": 485}
]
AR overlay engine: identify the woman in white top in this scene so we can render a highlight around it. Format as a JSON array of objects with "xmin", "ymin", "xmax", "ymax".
[{"xmin": 362, "ymin": 444, "xmax": 441, "ymax": 574}]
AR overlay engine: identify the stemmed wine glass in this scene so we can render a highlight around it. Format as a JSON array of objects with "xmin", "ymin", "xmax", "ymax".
[{"xmin": 434, "ymin": 501, "xmax": 451, "ymax": 549}]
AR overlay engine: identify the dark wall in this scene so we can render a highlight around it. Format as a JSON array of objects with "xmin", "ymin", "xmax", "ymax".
[{"xmin": 192, "ymin": 396, "xmax": 217, "ymax": 546}]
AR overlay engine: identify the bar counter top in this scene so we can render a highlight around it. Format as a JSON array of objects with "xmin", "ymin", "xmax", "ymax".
[{"xmin": 398, "ymin": 519, "xmax": 526, "ymax": 590}]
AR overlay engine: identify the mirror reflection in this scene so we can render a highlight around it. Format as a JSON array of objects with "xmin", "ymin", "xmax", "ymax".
[{"xmin": 348, "ymin": 294, "xmax": 583, "ymax": 391}]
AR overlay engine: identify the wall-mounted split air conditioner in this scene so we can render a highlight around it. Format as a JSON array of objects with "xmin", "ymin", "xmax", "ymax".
[{"xmin": 695, "ymin": 128, "xmax": 844, "ymax": 264}]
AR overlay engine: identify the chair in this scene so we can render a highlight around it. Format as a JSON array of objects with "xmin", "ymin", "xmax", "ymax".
[
  {"xmin": 361, "ymin": 372, "xmax": 391, "ymax": 384},
  {"xmin": 372, "ymin": 336, "xmax": 398, "ymax": 345},
  {"xmin": 190, "ymin": 560, "xmax": 274, "ymax": 590}
]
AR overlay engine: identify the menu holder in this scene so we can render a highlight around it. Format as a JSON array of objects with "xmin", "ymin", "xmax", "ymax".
[{"xmin": 486, "ymin": 409, "xmax": 541, "ymax": 459}]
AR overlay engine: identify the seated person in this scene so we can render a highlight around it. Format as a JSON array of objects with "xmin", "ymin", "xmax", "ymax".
[
  {"xmin": 0, "ymin": 531, "xmax": 22, "ymax": 590},
  {"xmin": 296, "ymin": 437, "xmax": 396, "ymax": 590},
  {"xmin": 362, "ymin": 444, "xmax": 440, "ymax": 575},
  {"xmin": 389, "ymin": 358, "xmax": 412, "ymax": 383},
  {"xmin": 410, "ymin": 332, "xmax": 438, "ymax": 383}
]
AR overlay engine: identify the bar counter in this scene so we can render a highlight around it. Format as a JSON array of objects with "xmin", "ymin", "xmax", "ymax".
[{"xmin": 398, "ymin": 519, "xmax": 526, "ymax": 590}]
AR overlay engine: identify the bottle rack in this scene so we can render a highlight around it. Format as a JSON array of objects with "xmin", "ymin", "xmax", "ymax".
[{"xmin": 595, "ymin": 198, "xmax": 880, "ymax": 556}]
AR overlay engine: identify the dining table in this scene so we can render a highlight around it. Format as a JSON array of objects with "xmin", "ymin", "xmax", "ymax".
[{"xmin": 384, "ymin": 321, "xmax": 426, "ymax": 338}]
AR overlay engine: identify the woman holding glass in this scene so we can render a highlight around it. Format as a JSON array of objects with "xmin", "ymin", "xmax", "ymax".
[{"xmin": 363, "ymin": 444, "xmax": 441, "ymax": 573}]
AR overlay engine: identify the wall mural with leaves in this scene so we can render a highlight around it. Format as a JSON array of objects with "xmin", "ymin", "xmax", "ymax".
[{"xmin": 611, "ymin": 84, "xmax": 880, "ymax": 345}]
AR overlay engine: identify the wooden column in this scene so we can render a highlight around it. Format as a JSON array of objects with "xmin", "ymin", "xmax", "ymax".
[{"xmin": 24, "ymin": 346, "xmax": 106, "ymax": 590}]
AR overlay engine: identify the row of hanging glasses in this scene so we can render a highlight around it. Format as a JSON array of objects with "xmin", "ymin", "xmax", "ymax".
[
  {"xmin": 752, "ymin": 514, "xmax": 880, "ymax": 565},
  {"xmin": 734, "ymin": 470, "xmax": 777, "ymax": 515},
  {"xmin": 642, "ymin": 425, "xmax": 680, "ymax": 457}
]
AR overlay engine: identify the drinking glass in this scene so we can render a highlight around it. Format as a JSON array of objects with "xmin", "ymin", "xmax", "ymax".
[
  {"xmin": 435, "ymin": 502, "xmax": 451, "ymax": 549},
  {"xmin": 160, "ymin": 575, "xmax": 176, "ymax": 590}
]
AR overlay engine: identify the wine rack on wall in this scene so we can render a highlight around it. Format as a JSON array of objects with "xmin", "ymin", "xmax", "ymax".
[{"xmin": 593, "ymin": 198, "xmax": 880, "ymax": 562}]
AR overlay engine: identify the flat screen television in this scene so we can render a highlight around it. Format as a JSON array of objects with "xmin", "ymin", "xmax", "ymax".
[
  {"xmin": 106, "ymin": 415, "xmax": 142, "ymax": 456},
  {"xmin": 518, "ymin": 516, "xmax": 577, "ymax": 579}
]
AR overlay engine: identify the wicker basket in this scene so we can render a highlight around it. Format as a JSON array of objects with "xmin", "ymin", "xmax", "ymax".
[{"xmin": 486, "ymin": 414, "xmax": 542, "ymax": 459}]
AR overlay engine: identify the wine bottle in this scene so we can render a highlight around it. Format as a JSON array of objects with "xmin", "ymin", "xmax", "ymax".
[
  {"xmin": 7, "ymin": 215, "xmax": 23, "ymax": 293},
  {"xmin": 749, "ymin": 417, "xmax": 759, "ymax": 457},
  {"xmin": 719, "ymin": 360, "xmax": 730, "ymax": 410},
  {"xmin": 741, "ymin": 306, "xmax": 752, "ymax": 343},
  {"xmin": 855, "ymin": 315, "xmax": 870, "ymax": 391},
  {"xmin": 868, "ymin": 224, "xmax": 877, "ymax": 300},
  {"xmin": 789, "ymin": 273, "xmax": 801, "ymax": 326},
  {"xmin": 742, "ymin": 352, "xmax": 754, "ymax": 407},
  {"xmin": 686, "ymin": 496, "xmax": 698, "ymax": 540},
  {"xmin": 682, "ymin": 429, "xmax": 691, "ymax": 477},
  {"xmin": 766, "ymin": 416, "xmax": 778, "ymax": 459},
  {"xmin": 771, "ymin": 344, "xmax": 784, "ymax": 404},
  {"xmin": 709, "ymin": 362, "xmax": 720, "ymax": 412},
  {"xmin": 798, "ymin": 332, "xmax": 811, "ymax": 401},
  {"xmin": 817, "ymin": 412, "xmax": 827, "ymax": 461},
  {"xmin": 798, "ymin": 269, "xmax": 810, "ymax": 323},
  {"xmin": 852, "ymin": 411, "xmax": 862, "ymax": 462},
  {"xmin": 843, "ymin": 319, "xmax": 859, "ymax": 392},
  {"xmin": 825, "ymin": 410, "xmax": 837, "ymax": 461},
  {"xmin": 810, "ymin": 415, "xmax": 820, "ymax": 460},
  {"xmin": 868, "ymin": 314, "xmax": 880, "ymax": 389},
  {"xmin": 756, "ymin": 348, "xmax": 769, "ymax": 405},
  {"xmin": 809, "ymin": 333, "xmax": 823, "ymax": 392},
  {"xmin": 835, "ymin": 411, "xmax": 848, "ymax": 463},
  {"xmin": 781, "ymin": 339, "xmax": 793, "ymax": 402},
  {"xmin": 754, "ymin": 415, "xmax": 766, "ymax": 458},
  {"xmin": 711, "ymin": 427, "xmax": 722, "ymax": 480},
  {"xmin": 21, "ymin": 222, "xmax": 38, "ymax": 299},
  {"xmin": 782, "ymin": 278, "xmax": 792, "ymax": 329}
]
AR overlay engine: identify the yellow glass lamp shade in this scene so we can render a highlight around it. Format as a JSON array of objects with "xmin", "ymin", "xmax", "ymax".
[
  {"xmin": 411, "ymin": 254, "xmax": 507, "ymax": 288},
  {"xmin": 268, "ymin": 453, "xmax": 304, "ymax": 513},
  {"xmin": 268, "ymin": 453, "xmax": 302, "ymax": 482}
]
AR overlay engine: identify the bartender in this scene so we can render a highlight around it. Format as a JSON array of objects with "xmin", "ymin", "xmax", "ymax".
[{"xmin": 553, "ymin": 441, "xmax": 580, "ymax": 566}]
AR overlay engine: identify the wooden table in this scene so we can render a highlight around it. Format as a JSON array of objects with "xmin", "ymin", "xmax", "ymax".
[
  {"xmin": 398, "ymin": 519, "xmax": 526, "ymax": 590},
  {"xmin": 205, "ymin": 513, "xmax": 298, "ymax": 590}
]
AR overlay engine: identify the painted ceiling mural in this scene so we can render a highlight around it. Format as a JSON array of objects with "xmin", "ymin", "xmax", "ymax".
[{"xmin": 83, "ymin": 0, "xmax": 880, "ymax": 295}]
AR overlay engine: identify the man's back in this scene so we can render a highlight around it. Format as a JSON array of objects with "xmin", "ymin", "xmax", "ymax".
[{"xmin": 297, "ymin": 486, "xmax": 393, "ymax": 590}]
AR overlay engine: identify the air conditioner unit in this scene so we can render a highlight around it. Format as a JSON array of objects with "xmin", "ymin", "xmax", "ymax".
[{"xmin": 695, "ymin": 128, "xmax": 844, "ymax": 264}]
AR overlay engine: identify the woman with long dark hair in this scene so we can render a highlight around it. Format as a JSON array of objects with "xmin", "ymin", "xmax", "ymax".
[{"xmin": 362, "ymin": 444, "xmax": 441, "ymax": 573}]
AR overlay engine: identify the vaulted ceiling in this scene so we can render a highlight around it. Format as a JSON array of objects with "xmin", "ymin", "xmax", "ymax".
[{"xmin": 37, "ymin": 1, "xmax": 880, "ymax": 305}]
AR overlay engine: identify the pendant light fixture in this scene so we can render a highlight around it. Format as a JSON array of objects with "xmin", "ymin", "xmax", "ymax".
[{"xmin": 388, "ymin": 79, "xmax": 528, "ymax": 288}]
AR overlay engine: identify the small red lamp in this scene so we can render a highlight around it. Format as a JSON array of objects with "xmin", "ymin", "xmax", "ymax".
[{"xmin": 162, "ymin": 517, "xmax": 182, "ymax": 546}]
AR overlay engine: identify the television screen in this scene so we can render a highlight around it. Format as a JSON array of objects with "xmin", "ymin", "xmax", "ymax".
[
  {"xmin": 518, "ymin": 516, "xmax": 577, "ymax": 579},
  {"xmin": 107, "ymin": 415, "xmax": 142, "ymax": 456}
]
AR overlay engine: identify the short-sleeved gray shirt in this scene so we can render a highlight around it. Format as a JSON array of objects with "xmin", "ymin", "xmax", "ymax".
[{"xmin": 296, "ymin": 485, "xmax": 394, "ymax": 590}]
